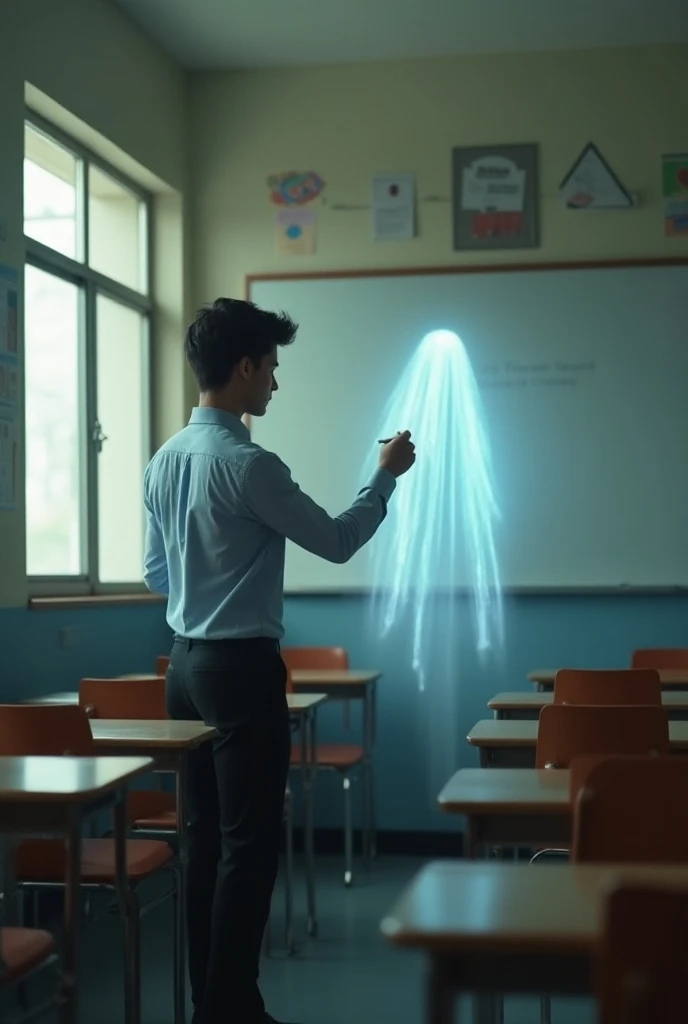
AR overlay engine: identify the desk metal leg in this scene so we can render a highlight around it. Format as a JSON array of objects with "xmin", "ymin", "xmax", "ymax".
[
  {"xmin": 113, "ymin": 791, "xmax": 132, "ymax": 1023},
  {"xmin": 60, "ymin": 808, "xmax": 82, "ymax": 1024},
  {"xmin": 175, "ymin": 754, "xmax": 188, "ymax": 1024},
  {"xmin": 428, "ymin": 959, "xmax": 453, "ymax": 1024},
  {"xmin": 362, "ymin": 683, "xmax": 376, "ymax": 866},
  {"xmin": 0, "ymin": 835, "xmax": 18, "ymax": 926},
  {"xmin": 302, "ymin": 709, "xmax": 318, "ymax": 936}
]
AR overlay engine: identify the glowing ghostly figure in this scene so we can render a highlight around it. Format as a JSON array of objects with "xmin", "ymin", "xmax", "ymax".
[{"xmin": 367, "ymin": 329, "xmax": 503, "ymax": 689}]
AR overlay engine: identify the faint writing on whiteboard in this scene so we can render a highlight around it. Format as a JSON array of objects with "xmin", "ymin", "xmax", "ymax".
[{"xmin": 478, "ymin": 360, "xmax": 596, "ymax": 390}]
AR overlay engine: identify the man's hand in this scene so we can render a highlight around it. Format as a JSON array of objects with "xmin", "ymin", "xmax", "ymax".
[{"xmin": 379, "ymin": 431, "xmax": 416, "ymax": 478}]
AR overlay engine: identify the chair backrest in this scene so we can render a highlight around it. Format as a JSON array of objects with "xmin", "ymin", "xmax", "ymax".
[
  {"xmin": 281, "ymin": 646, "xmax": 349, "ymax": 671},
  {"xmin": 79, "ymin": 677, "xmax": 168, "ymax": 720},
  {"xmin": 631, "ymin": 648, "xmax": 688, "ymax": 670},
  {"xmin": 572, "ymin": 756, "xmax": 688, "ymax": 863},
  {"xmin": 599, "ymin": 883, "xmax": 688, "ymax": 1024},
  {"xmin": 0, "ymin": 705, "xmax": 94, "ymax": 755},
  {"xmin": 554, "ymin": 669, "xmax": 662, "ymax": 707},
  {"xmin": 155, "ymin": 655, "xmax": 170, "ymax": 677},
  {"xmin": 535, "ymin": 704, "xmax": 670, "ymax": 769}
]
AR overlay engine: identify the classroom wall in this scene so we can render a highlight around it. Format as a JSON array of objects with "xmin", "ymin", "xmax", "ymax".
[
  {"xmin": 189, "ymin": 44, "xmax": 688, "ymax": 832},
  {"xmin": 0, "ymin": 0, "xmax": 180, "ymax": 684}
]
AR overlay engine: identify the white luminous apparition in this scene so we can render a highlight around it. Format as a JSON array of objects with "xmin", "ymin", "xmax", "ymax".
[{"xmin": 368, "ymin": 328, "xmax": 503, "ymax": 690}]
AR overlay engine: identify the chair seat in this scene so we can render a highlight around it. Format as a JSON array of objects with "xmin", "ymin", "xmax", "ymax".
[
  {"xmin": 0, "ymin": 928, "xmax": 55, "ymax": 986},
  {"xmin": 290, "ymin": 743, "xmax": 364, "ymax": 769},
  {"xmin": 128, "ymin": 790, "xmax": 177, "ymax": 830},
  {"xmin": 133, "ymin": 810, "xmax": 178, "ymax": 830},
  {"xmin": 17, "ymin": 838, "xmax": 173, "ymax": 883}
]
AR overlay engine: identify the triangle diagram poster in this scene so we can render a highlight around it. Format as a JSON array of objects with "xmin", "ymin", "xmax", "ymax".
[{"xmin": 560, "ymin": 143, "xmax": 633, "ymax": 209}]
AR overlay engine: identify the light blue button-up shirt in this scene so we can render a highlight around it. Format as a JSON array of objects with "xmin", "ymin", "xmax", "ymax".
[{"xmin": 143, "ymin": 407, "xmax": 395, "ymax": 639}]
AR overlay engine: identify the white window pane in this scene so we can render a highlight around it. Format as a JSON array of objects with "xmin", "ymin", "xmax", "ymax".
[
  {"xmin": 24, "ymin": 125, "xmax": 80, "ymax": 260},
  {"xmin": 25, "ymin": 267, "xmax": 84, "ymax": 575},
  {"xmin": 89, "ymin": 167, "xmax": 146, "ymax": 292},
  {"xmin": 97, "ymin": 296, "xmax": 147, "ymax": 583}
]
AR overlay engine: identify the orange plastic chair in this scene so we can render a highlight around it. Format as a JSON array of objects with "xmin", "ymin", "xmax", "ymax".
[
  {"xmin": 598, "ymin": 883, "xmax": 688, "ymax": 1024},
  {"xmin": 282, "ymin": 646, "xmax": 365, "ymax": 886},
  {"xmin": 631, "ymin": 648, "xmax": 688, "ymax": 670},
  {"xmin": 536, "ymin": 704, "xmax": 670, "ymax": 769},
  {"xmin": 572, "ymin": 756, "xmax": 688, "ymax": 863},
  {"xmin": 0, "ymin": 704, "xmax": 183, "ymax": 1024},
  {"xmin": 155, "ymin": 655, "xmax": 170, "ymax": 677},
  {"xmin": 282, "ymin": 646, "xmax": 348, "ymax": 672},
  {"xmin": 78, "ymin": 677, "xmax": 176, "ymax": 832},
  {"xmin": 0, "ymin": 925, "xmax": 59, "ymax": 1022},
  {"xmin": 80, "ymin": 676, "xmax": 168, "ymax": 719},
  {"xmin": 0, "ymin": 927, "xmax": 56, "ymax": 987},
  {"xmin": 553, "ymin": 669, "xmax": 662, "ymax": 707}
]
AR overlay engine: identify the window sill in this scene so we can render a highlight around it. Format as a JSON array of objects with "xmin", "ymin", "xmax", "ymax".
[{"xmin": 29, "ymin": 593, "xmax": 165, "ymax": 611}]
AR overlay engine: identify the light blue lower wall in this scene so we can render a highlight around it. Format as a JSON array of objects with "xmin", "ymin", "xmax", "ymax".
[
  {"xmin": 1, "ymin": 594, "xmax": 686, "ymax": 834},
  {"xmin": 283, "ymin": 593, "xmax": 688, "ymax": 832},
  {"xmin": 0, "ymin": 604, "xmax": 173, "ymax": 702}
]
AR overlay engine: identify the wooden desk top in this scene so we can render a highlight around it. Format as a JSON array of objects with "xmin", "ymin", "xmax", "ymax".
[
  {"xmin": 438, "ymin": 768, "xmax": 570, "ymax": 814},
  {"xmin": 381, "ymin": 861, "xmax": 688, "ymax": 952},
  {"xmin": 23, "ymin": 693, "xmax": 326, "ymax": 715},
  {"xmin": 529, "ymin": 668, "xmax": 688, "ymax": 687},
  {"xmin": 489, "ymin": 690, "xmax": 688, "ymax": 711},
  {"xmin": 116, "ymin": 674, "xmax": 163, "ymax": 681},
  {"xmin": 23, "ymin": 692, "xmax": 78, "ymax": 705},
  {"xmin": 90, "ymin": 720, "xmax": 216, "ymax": 750},
  {"xmin": 286, "ymin": 693, "xmax": 328, "ymax": 711},
  {"xmin": 467, "ymin": 718, "xmax": 688, "ymax": 749},
  {"xmin": 0, "ymin": 756, "xmax": 153, "ymax": 803},
  {"xmin": 290, "ymin": 670, "xmax": 380, "ymax": 687}
]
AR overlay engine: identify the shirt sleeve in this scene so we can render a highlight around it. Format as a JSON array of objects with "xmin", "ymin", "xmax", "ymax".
[
  {"xmin": 243, "ymin": 450, "xmax": 396, "ymax": 564},
  {"xmin": 143, "ymin": 497, "xmax": 169, "ymax": 596}
]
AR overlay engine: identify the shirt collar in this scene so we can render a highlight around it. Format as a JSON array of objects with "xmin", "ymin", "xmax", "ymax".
[{"xmin": 189, "ymin": 406, "xmax": 250, "ymax": 440}]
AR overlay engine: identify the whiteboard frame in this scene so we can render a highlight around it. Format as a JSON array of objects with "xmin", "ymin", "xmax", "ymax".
[{"xmin": 246, "ymin": 256, "xmax": 688, "ymax": 596}]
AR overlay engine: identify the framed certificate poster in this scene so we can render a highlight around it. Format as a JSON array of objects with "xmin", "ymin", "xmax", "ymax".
[{"xmin": 452, "ymin": 143, "xmax": 539, "ymax": 251}]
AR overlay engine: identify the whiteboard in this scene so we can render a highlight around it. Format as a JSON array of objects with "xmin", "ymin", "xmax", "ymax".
[{"xmin": 249, "ymin": 262, "xmax": 688, "ymax": 591}]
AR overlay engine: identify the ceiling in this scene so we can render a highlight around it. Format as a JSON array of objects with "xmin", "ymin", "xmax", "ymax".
[{"xmin": 113, "ymin": 0, "xmax": 688, "ymax": 69}]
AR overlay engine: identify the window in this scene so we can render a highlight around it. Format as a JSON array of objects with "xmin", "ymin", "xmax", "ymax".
[{"xmin": 24, "ymin": 116, "xmax": 152, "ymax": 592}]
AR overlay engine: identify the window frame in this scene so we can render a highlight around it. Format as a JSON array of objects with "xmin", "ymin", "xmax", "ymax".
[{"xmin": 24, "ymin": 111, "xmax": 154, "ymax": 596}]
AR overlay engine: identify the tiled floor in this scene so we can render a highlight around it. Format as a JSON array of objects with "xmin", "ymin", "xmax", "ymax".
[{"xmin": 9, "ymin": 856, "xmax": 595, "ymax": 1024}]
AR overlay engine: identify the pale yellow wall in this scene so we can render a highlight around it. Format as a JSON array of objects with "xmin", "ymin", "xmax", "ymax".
[
  {"xmin": 189, "ymin": 44, "xmax": 688, "ymax": 304},
  {"xmin": 0, "ymin": 0, "xmax": 188, "ymax": 607}
]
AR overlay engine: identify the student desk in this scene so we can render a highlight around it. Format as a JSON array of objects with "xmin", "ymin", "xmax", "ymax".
[
  {"xmin": 24, "ymin": 693, "xmax": 327, "ymax": 937},
  {"xmin": 381, "ymin": 860, "xmax": 688, "ymax": 1024},
  {"xmin": 290, "ymin": 669, "xmax": 381, "ymax": 861},
  {"xmin": 89, "ymin": 719, "xmax": 215, "ymax": 1012},
  {"xmin": 438, "ymin": 768, "xmax": 571, "ymax": 856},
  {"xmin": 103, "ymin": 696, "xmax": 327, "ymax": 937},
  {"xmin": 488, "ymin": 689, "xmax": 688, "ymax": 720},
  {"xmin": 529, "ymin": 668, "xmax": 688, "ymax": 691},
  {"xmin": 283, "ymin": 693, "xmax": 327, "ymax": 935},
  {"xmin": 467, "ymin": 719, "xmax": 688, "ymax": 767},
  {"xmin": 0, "ymin": 755, "xmax": 152, "ymax": 1024}
]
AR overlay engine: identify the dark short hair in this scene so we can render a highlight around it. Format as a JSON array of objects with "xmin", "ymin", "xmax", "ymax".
[{"xmin": 185, "ymin": 298, "xmax": 298, "ymax": 391}]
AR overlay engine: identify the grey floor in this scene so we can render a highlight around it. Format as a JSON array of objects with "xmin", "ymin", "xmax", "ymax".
[{"xmin": 11, "ymin": 856, "xmax": 595, "ymax": 1024}]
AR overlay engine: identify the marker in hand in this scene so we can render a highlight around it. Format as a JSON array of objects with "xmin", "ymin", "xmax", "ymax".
[{"xmin": 377, "ymin": 430, "xmax": 416, "ymax": 478}]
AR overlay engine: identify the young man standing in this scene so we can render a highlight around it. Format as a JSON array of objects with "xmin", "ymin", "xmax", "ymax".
[{"xmin": 143, "ymin": 298, "xmax": 415, "ymax": 1024}]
